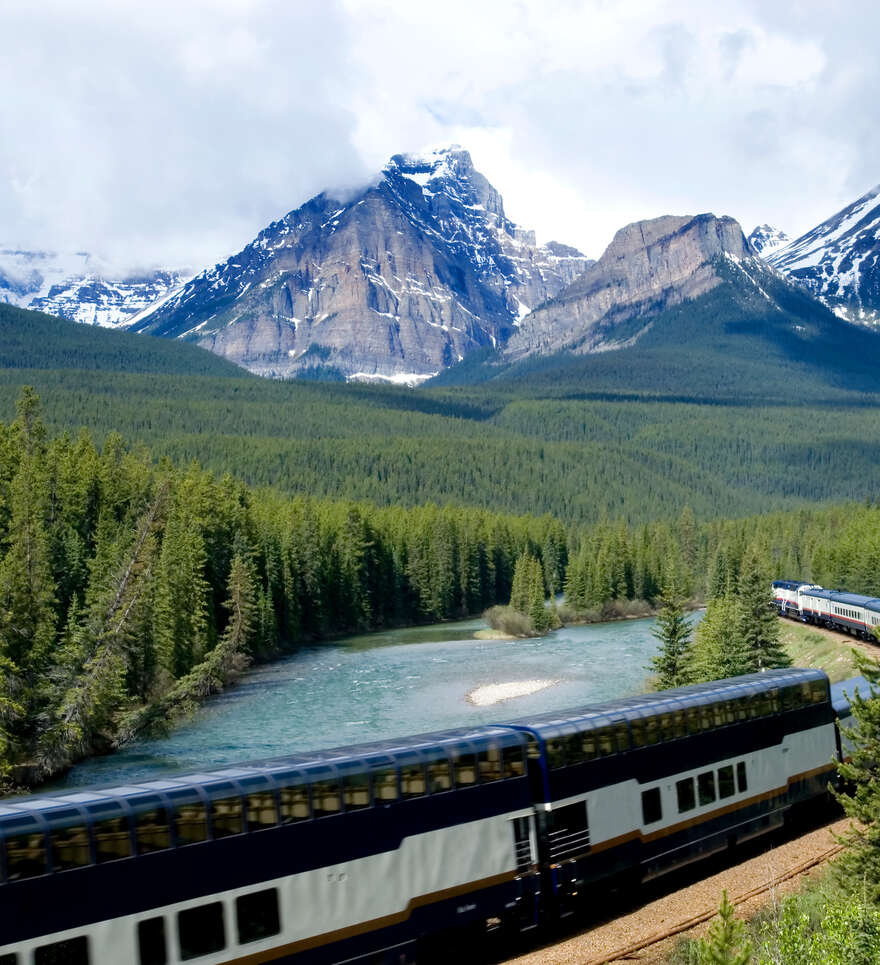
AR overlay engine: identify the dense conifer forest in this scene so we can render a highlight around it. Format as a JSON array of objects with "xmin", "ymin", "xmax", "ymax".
[
  {"xmin": 3, "ymin": 303, "xmax": 880, "ymax": 786},
  {"xmin": 3, "ymin": 303, "xmax": 880, "ymax": 526}
]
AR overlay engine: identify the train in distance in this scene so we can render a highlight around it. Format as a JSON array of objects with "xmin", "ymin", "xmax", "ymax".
[
  {"xmin": 0, "ymin": 666, "xmax": 872, "ymax": 964},
  {"xmin": 772, "ymin": 579, "xmax": 880, "ymax": 641}
]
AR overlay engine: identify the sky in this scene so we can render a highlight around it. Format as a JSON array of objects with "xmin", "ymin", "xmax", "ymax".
[{"xmin": 1, "ymin": 0, "xmax": 878, "ymax": 274}]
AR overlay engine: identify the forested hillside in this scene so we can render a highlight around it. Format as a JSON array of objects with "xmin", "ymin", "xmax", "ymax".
[
  {"xmin": 4, "ymin": 305, "xmax": 880, "ymax": 525},
  {"xmin": 2, "ymin": 383, "xmax": 879, "ymax": 786}
]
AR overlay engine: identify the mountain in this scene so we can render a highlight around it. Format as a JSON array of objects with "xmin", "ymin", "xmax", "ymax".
[
  {"xmin": 500, "ymin": 213, "xmax": 754, "ymax": 361},
  {"xmin": 768, "ymin": 184, "xmax": 880, "ymax": 326},
  {"xmin": 0, "ymin": 249, "xmax": 190, "ymax": 328},
  {"xmin": 130, "ymin": 147, "xmax": 591, "ymax": 382},
  {"xmin": 747, "ymin": 224, "xmax": 790, "ymax": 257}
]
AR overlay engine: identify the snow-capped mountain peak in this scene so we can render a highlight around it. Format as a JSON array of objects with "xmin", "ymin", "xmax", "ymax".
[
  {"xmin": 129, "ymin": 146, "xmax": 593, "ymax": 381},
  {"xmin": 0, "ymin": 248, "xmax": 191, "ymax": 328},
  {"xmin": 747, "ymin": 224, "xmax": 791, "ymax": 257},
  {"xmin": 768, "ymin": 184, "xmax": 880, "ymax": 326}
]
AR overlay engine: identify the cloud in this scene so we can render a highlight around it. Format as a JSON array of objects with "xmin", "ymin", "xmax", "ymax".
[{"xmin": 0, "ymin": 0, "xmax": 877, "ymax": 271}]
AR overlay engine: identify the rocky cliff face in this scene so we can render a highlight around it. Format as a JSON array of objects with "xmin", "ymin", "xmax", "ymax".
[
  {"xmin": 0, "ymin": 249, "xmax": 189, "ymax": 327},
  {"xmin": 502, "ymin": 213, "xmax": 753, "ymax": 360},
  {"xmin": 768, "ymin": 184, "xmax": 880, "ymax": 327},
  {"xmin": 132, "ymin": 147, "xmax": 591, "ymax": 382}
]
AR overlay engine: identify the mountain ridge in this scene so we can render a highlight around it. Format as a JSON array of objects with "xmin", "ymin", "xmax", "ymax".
[{"xmin": 130, "ymin": 147, "xmax": 592, "ymax": 382}]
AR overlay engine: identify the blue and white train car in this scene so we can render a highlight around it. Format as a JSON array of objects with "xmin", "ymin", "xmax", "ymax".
[
  {"xmin": 504, "ymin": 668, "xmax": 837, "ymax": 915},
  {"xmin": 0, "ymin": 668, "xmax": 852, "ymax": 964},
  {"xmin": 0, "ymin": 726, "xmax": 538, "ymax": 965},
  {"xmin": 797, "ymin": 588, "xmax": 880, "ymax": 641}
]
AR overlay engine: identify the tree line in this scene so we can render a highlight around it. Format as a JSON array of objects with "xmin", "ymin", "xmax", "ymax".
[{"xmin": 0, "ymin": 388, "xmax": 567, "ymax": 786}]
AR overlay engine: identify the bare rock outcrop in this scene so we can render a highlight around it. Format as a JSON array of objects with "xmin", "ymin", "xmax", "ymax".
[{"xmin": 502, "ymin": 213, "xmax": 753, "ymax": 360}]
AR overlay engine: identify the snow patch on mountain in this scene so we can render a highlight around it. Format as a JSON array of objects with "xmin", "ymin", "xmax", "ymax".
[
  {"xmin": 747, "ymin": 224, "xmax": 791, "ymax": 257},
  {"xmin": 769, "ymin": 185, "xmax": 880, "ymax": 327},
  {"xmin": 0, "ymin": 249, "xmax": 191, "ymax": 328}
]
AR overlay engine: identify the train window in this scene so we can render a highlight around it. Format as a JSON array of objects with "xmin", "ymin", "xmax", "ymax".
[
  {"xmin": 780, "ymin": 686, "xmax": 797, "ymax": 712},
  {"xmin": 135, "ymin": 808, "xmax": 171, "ymax": 854},
  {"xmin": 178, "ymin": 902, "xmax": 225, "ymax": 960},
  {"xmin": 676, "ymin": 777, "xmax": 695, "ymax": 813},
  {"xmin": 94, "ymin": 816, "xmax": 132, "ymax": 863},
  {"xmin": 34, "ymin": 936, "xmax": 89, "ymax": 965},
  {"xmin": 311, "ymin": 780, "xmax": 342, "ymax": 818},
  {"xmin": 452, "ymin": 751, "xmax": 478, "ymax": 787},
  {"xmin": 478, "ymin": 746, "xmax": 503, "ymax": 783},
  {"xmin": 51, "ymin": 824, "xmax": 91, "ymax": 871},
  {"xmin": 236, "ymin": 888, "xmax": 281, "ymax": 944},
  {"xmin": 697, "ymin": 771, "xmax": 716, "ymax": 807},
  {"xmin": 641, "ymin": 788, "xmax": 662, "ymax": 825},
  {"xmin": 246, "ymin": 792, "xmax": 277, "ymax": 831},
  {"xmin": 734, "ymin": 698, "xmax": 749, "ymax": 722},
  {"xmin": 400, "ymin": 765, "xmax": 426, "ymax": 798},
  {"xmin": 174, "ymin": 804, "xmax": 208, "ymax": 846},
  {"xmin": 737, "ymin": 762, "xmax": 748, "ymax": 793},
  {"xmin": 810, "ymin": 680, "xmax": 827, "ymax": 704},
  {"xmin": 672, "ymin": 711, "xmax": 687, "ymax": 739},
  {"xmin": 613, "ymin": 722, "xmax": 630, "ymax": 752},
  {"xmin": 279, "ymin": 785, "xmax": 310, "ymax": 822},
  {"xmin": 138, "ymin": 917, "xmax": 167, "ymax": 965},
  {"xmin": 591, "ymin": 728, "xmax": 609, "ymax": 757},
  {"xmin": 580, "ymin": 731, "xmax": 597, "ymax": 761},
  {"xmin": 211, "ymin": 797, "xmax": 244, "ymax": 838},
  {"xmin": 426, "ymin": 758, "xmax": 452, "ymax": 793},
  {"xmin": 718, "ymin": 765, "xmax": 735, "ymax": 799},
  {"xmin": 643, "ymin": 716, "xmax": 660, "ymax": 745},
  {"xmin": 546, "ymin": 738, "xmax": 566, "ymax": 768},
  {"xmin": 685, "ymin": 707, "xmax": 701, "ymax": 734},
  {"xmin": 342, "ymin": 773, "xmax": 371, "ymax": 810},
  {"xmin": 711, "ymin": 704, "xmax": 725, "ymax": 728},
  {"xmin": 659, "ymin": 713, "xmax": 676, "ymax": 741},
  {"xmin": 373, "ymin": 769, "xmax": 399, "ymax": 801},
  {"xmin": 564, "ymin": 734, "xmax": 586, "ymax": 766},
  {"xmin": 502, "ymin": 745, "xmax": 526, "ymax": 778},
  {"xmin": 746, "ymin": 696, "xmax": 762, "ymax": 720},
  {"xmin": 629, "ymin": 720, "xmax": 645, "ymax": 748},
  {"xmin": 767, "ymin": 688, "xmax": 780, "ymax": 713},
  {"xmin": 5, "ymin": 830, "xmax": 47, "ymax": 880}
]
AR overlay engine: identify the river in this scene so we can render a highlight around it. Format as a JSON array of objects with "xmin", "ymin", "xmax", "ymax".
[{"xmin": 56, "ymin": 614, "xmax": 687, "ymax": 789}]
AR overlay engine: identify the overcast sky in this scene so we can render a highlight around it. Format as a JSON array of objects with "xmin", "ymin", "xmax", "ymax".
[{"xmin": 2, "ymin": 0, "xmax": 878, "ymax": 273}]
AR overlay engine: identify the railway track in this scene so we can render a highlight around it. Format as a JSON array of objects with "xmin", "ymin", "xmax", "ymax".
[{"xmin": 502, "ymin": 816, "xmax": 849, "ymax": 965}]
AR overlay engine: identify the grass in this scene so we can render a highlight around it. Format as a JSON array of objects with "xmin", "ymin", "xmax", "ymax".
[{"xmin": 779, "ymin": 619, "xmax": 866, "ymax": 683}]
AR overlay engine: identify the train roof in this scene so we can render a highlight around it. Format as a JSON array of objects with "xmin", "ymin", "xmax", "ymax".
[
  {"xmin": 0, "ymin": 723, "xmax": 527, "ymax": 832},
  {"xmin": 772, "ymin": 579, "xmax": 810, "ymax": 590},
  {"xmin": 503, "ymin": 668, "xmax": 827, "ymax": 740},
  {"xmin": 803, "ymin": 589, "xmax": 880, "ymax": 610},
  {"xmin": 830, "ymin": 675, "xmax": 875, "ymax": 715}
]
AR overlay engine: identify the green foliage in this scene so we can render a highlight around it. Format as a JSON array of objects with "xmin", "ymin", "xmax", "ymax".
[
  {"xmin": 0, "ymin": 389, "xmax": 570, "ymax": 784},
  {"xmin": 650, "ymin": 577, "xmax": 693, "ymax": 688},
  {"xmin": 834, "ymin": 653, "xmax": 880, "ymax": 901},
  {"xmin": 736, "ymin": 545, "xmax": 790, "ymax": 671},
  {"xmin": 693, "ymin": 891, "xmax": 751, "ymax": 965}
]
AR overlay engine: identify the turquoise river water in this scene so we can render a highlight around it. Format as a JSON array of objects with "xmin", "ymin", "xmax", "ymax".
[{"xmin": 56, "ymin": 614, "xmax": 691, "ymax": 789}]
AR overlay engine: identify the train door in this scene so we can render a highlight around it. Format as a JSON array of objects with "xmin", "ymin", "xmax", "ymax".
[
  {"xmin": 510, "ymin": 814, "xmax": 540, "ymax": 932},
  {"xmin": 547, "ymin": 799, "xmax": 591, "ymax": 917}
]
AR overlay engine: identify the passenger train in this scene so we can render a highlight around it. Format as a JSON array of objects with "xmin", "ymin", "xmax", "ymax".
[
  {"xmin": 0, "ymin": 667, "xmax": 869, "ymax": 965},
  {"xmin": 772, "ymin": 579, "xmax": 880, "ymax": 641}
]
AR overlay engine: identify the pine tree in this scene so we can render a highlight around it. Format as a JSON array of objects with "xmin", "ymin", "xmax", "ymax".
[
  {"xmin": 650, "ymin": 578, "xmax": 693, "ymax": 688},
  {"xmin": 737, "ymin": 546, "xmax": 790, "ymax": 670},
  {"xmin": 509, "ymin": 552, "xmax": 534, "ymax": 614},
  {"xmin": 694, "ymin": 891, "xmax": 751, "ymax": 965},
  {"xmin": 833, "ymin": 654, "xmax": 880, "ymax": 901},
  {"xmin": 690, "ymin": 596, "xmax": 752, "ymax": 683}
]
